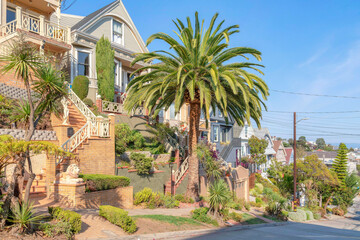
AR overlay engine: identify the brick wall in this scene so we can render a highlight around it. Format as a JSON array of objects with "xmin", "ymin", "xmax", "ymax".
[{"xmin": 48, "ymin": 183, "xmax": 133, "ymax": 209}]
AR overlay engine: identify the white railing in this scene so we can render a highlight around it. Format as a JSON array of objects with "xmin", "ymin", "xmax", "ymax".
[
  {"xmin": 0, "ymin": 7, "xmax": 70, "ymax": 45},
  {"xmin": 22, "ymin": 12, "xmax": 40, "ymax": 34},
  {"xmin": 174, "ymin": 157, "xmax": 189, "ymax": 184},
  {"xmin": 102, "ymin": 101, "xmax": 124, "ymax": 114},
  {"xmin": 61, "ymin": 122, "xmax": 89, "ymax": 152},
  {"xmin": 0, "ymin": 20, "xmax": 17, "ymax": 37},
  {"xmin": 132, "ymin": 106, "xmax": 144, "ymax": 116},
  {"xmin": 45, "ymin": 20, "xmax": 67, "ymax": 42}
]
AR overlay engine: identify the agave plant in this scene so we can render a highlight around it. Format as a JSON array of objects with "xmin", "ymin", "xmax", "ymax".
[
  {"xmin": 9, "ymin": 201, "xmax": 44, "ymax": 232},
  {"xmin": 209, "ymin": 179, "xmax": 232, "ymax": 216}
]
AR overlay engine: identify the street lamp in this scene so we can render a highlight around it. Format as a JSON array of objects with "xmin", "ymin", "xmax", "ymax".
[{"xmin": 293, "ymin": 113, "xmax": 309, "ymax": 211}]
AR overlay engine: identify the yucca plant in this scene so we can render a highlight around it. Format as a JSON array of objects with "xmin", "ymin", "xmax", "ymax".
[
  {"xmin": 125, "ymin": 12, "xmax": 268, "ymax": 198},
  {"xmin": 209, "ymin": 179, "xmax": 231, "ymax": 217},
  {"xmin": 9, "ymin": 201, "xmax": 44, "ymax": 232}
]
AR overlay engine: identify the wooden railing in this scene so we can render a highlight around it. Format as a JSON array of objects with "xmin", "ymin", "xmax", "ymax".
[
  {"xmin": 0, "ymin": 20, "xmax": 17, "ymax": 37},
  {"xmin": 174, "ymin": 156, "xmax": 189, "ymax": 184},
  {"xmin": 22, "ymin": 12, "xmax": 40, "ymax": 33},
  {"xmin": 45, "ymin": 20, "xmax": 67, "ymax": 43}
]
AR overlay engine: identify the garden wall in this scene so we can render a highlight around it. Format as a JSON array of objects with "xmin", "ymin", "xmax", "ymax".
[
  {"xmin": 116, "ymin": 164, "xmax": 172, "ymax": 193},
  {"xmin": 48, "ymin": 183, "xmax": 133, "ymax": 209}
]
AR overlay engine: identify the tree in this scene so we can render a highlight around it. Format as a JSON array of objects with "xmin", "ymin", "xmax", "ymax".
[
  {"xmin": 349, "ymin": 147, "xmax": 354, "ymax": 152},
  {"xmin": 124, "ymin": 13, "xmax": 268, "ymax": 198},
  {"xmin": 0, "ymin": 135, "xmax": 71, "ymax": 223},
  {"xmin": 248, "ymin": 136, "xmax": 268, "ymax": 165},
  {"xmin": 316, "ymin": 138, "xmax": 326, "ymax": 150},
  {"xmin": 332, "ymin": 143, "xmax": 348, "ymax": 184},
  {"xmin": 96, "ymin": 36, "xmax": 115, "ymax": 101},
  {"xmin": 72, "ymin": 75, "xmax": 89, "ymax": 100},
  {"xmin": 288, "ymin": 138, "xmax": 294, "ymax": 147},
  {"xmin": 0, "ymin": 36, "xmax": 67, "ymax": 223},
  {"xmin": 296, "ymin": 145, "xmax": 306, "ymax": 159}
]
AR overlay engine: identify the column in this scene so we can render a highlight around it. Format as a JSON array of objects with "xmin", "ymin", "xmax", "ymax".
[
  {"xmin": 39, "ymin": 15, "xmax": 45, "ymax": 36},
  {"xmin": 15, "ymin": 6, "xmax": 22, "ymax": 30}
]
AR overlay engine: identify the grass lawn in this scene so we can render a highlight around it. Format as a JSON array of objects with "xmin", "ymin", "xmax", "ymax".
[
  {"xmin": 262, "ymin": 214, "xmax": 283, "ymax": 222},
  {"xmin": 133, "ymin": 215, "xmax": 201, "ymax": 226},
  {"xmin": 241, "ymin": 213, "xmax": 266, "ymax": 225}
]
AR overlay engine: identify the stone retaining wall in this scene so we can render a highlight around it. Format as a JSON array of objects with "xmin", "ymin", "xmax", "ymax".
[{"xmin": 0, "ymin": 129, "xmax": 57, "ymax": 141}]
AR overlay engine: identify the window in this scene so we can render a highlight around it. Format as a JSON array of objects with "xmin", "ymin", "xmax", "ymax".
[
  {"xmin": 221, "ymin": 127, "xmax": 230, "ymax": 142},
  {"xmin": 245, "ymin": 126, "xmax": 248, "ymax": 138},
  {"xmin": 170, "ymin": 104, "xmax": 176, "ymax": 119},
  {"xmin": 218, "ymin": 109, "xmax": 223, "ymax": 118},
  {"xmin": 6, "ymin": 8, "xmax": 16, "ymax": 23},
  {"xmin": 113, "ymin": 20, "xmax": 123, "ymax": 45},
  {"xmin": 213, "ymin": 126, "xmax": 219, "ymax": 142},
  {"xmin": 77, "ymin": 51, "xmax": 90, "ymax": 77}
]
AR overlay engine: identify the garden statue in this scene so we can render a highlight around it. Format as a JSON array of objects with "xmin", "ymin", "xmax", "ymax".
[
  {"xmin": 61, "ymin": 97, "xmax": 70, "ymax": 125},
  {"xmin": 56, "ymin": 164, "xmax": 84, "ymax": 184}
]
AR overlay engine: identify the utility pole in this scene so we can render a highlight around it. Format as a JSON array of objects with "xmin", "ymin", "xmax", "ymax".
[{"xmin": 293, "ymin": 112, "xmax": 297, "ymax": 211}]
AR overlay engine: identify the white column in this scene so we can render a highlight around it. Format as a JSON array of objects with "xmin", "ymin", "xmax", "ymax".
[
  {"xmin": 39, "ymin": 15, "xmax": 45, "ymax": 36},
  {"xmin": 15, "ymin": 6, "xmax": 22, "ymax": 30},
  {"xmin": 66, "ymin": 27, "xmax": 71, "ymax": 44}
]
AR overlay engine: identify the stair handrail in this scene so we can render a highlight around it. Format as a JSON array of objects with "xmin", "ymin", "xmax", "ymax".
[
  {"xmin": 66, "ymin": 83, "xmax": 99, "ymax": 136},
  {"xmin": 61, "ymin": 122, "xmax": 89, "ymax": 152},
  {"xmin": 174, "ymin": 156, "xmax": 189, "ymax": 184}
]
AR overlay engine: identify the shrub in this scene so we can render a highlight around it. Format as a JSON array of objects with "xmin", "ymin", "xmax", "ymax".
[
  {"xmin": 332, "ymin": 207, "xmax": 345, "ymax": 216},
  {"xmin": 305, "ymin": 210, "xmax": 314, "ymax": 220},
  {"xmin": 209, "ymin": 179, "xmax": 231, "ymax": 213},
  {"xmin": 244, "ymin": 202, "xmax": 251, "ymax": 211},
  {"xmin": 130, "ymin": 153, "xmax": 153, "ymax": 175},
  {"xmin": 288, "ymin": 209, "xmax": 307, "ymax": 222},
  {"xmin": 254, "ymin": 183, "xmax": 264, "ymax": 194},
  {"xmin": 229, "ymin": 212, "xmax": 243, "ymax": 222},
  {"xmin": 72, "ymin": 75, "xmax": 89, "ymax": 100},
  {"xmin": 251, "ymin": 202, "xmax": 262, "ymax": 208},
  {"xmin": 48, "ymin": 207, "xmax": 81, "ymax": 234},
  {"xmin": 134, "ymin": 188, "xmax": 153, "ymax": 205},
  {"xmin": 10, "ymin": 201, "xmax": 43, "ymax": 232},
  {"xmin": 99, "ymin": 205, "xmax": 136, "ymax": 233},
  {"xmin": 255, "ymin": 197, "xmax": 263, "ymax": 204},
  {"xmin": 83, "ymin": 98, "xmax": 94, "ymax": 107},
  {"xmin": 79, "ymin": 174, "xmax": 130, "ymax": 192},
  {"xmin": 191, "ymin": 207, "xmax": 218, "ymax": 226},
  {"xmin": 147, "ymin": 192, "xmax": 165, "ymax": 209},
  {"xmin": 175, "ymin": 194, "xmax": 194, "ymax": 204},
  {"xmin": 40, "ymin": 221, "xmax": 73, "ymax": 239},
  {"xmin": 314, "ymin": 212, "xmax": 321, "ymax": 220},
  {"xmin": 163, "ymin": 194, "xmax": 180, "ymax": 208}
]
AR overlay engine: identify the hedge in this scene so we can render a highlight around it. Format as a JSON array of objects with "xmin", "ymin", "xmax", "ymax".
[
  {"xmin": 79, "ymin": 174, "xmax": 130, "ymax": 192},
  {"xmin": 99, "ymin": 205, "xmax": 137, "ymax": 233},
  {"xmin": 72, "ymin": 75, "xmax": 89, "ymax": 100},
  {"xmin": 48, "ymin": 206, "xmax": 82, "ymax": 234},
  {"xmin": 305, "ymin": 210, "xmax": 314, "ymax": 220}
]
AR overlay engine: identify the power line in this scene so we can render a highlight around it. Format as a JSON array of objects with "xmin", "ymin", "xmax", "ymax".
[
  {"xmin": 270, "ymin": 89, "xmax": 360, "ymax": 99},
  {"xmin": 267, "ymin": 110, "xmax": 360, "ymax": 114}
]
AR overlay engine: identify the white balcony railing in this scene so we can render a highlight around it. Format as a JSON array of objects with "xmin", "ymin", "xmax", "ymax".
[{"xmin": 0, "ymin": 6, "xmax": 70, "ymax": 45}]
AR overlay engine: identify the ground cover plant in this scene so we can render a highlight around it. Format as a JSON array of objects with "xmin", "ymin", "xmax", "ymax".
[
  {"xmin": 133, "ymin": 215, "xmax": 201, "ymax": 226},
  {"xmin": 191, "ymin": 207, "xmax": 219, "ymax": 226},
  {"xmin": 48, "ymin": 206, "xmax": 82, "ymax": 236},
  {"xmin": 133, "ymin": 188, "xmax": 180, "ymax": 208},
  {"xmin": 79, "ymin": 174, "xmax": 130, "ymax": 192}
]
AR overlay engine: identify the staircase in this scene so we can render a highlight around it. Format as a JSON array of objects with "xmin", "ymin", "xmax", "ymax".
[
  {"xmin": 23, "ymin": 172, "xmax": 47, "ymax": 197},
  {"xmin": 68, "ymin": 103, "xmax": 87, "ymax": 132},
  {"xmin": 164, "ymin": 156, "xmax": 189, "ymax": 194}
]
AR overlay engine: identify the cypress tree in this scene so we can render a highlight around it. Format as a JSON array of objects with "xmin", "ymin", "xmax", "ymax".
[
  {"xmin": 332, "ymin": 143, "xmax": 348, "ymax": 184},
  {"xmin": 96, "ymin": 36, "xmax": 115, "ymax": 101}
]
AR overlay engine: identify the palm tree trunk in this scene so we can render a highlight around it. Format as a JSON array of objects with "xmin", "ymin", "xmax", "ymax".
[{"xmin": 186, "ymin": 102, "xmax": 200, "ymax": 199}]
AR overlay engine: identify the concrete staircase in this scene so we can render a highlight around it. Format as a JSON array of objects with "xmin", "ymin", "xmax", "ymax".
[
  {"xmin": 68, "ymin": 103, "xmax": 87, "ymax": 132},
  {"xmin": 23, "ymin": 172, "xmax": 47, "ymax": 197},
  {"xmin": 164, "ymin": 168, "xmax": 189, "ymax": 195}
]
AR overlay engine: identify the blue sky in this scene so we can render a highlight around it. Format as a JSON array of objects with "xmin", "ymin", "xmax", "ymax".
[{"xmin": 65, "ymin": 0, "xmax": 360, "ymax": 146}]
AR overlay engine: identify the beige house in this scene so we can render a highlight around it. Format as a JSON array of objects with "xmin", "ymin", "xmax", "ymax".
[{"xmin": 51, "ymin": 0, "xmax": 148, "ymax": 102}]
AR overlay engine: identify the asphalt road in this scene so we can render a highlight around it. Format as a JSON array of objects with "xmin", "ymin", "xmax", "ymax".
[{"xmin": 187, "ymin": 197, "xmax": 360, "ymax": 240}]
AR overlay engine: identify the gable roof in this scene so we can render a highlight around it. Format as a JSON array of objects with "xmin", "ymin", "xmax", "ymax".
[
  {"xmin": 284, "ymin": 148, "xmax": 293, "ymax": 164},
  {"xmin": 71, "ymin": 0, "xmax": 117, "ymax": 31},
  {"xmin": 273, "ymin": 140, "xmax": 282, "ymax": 153}
]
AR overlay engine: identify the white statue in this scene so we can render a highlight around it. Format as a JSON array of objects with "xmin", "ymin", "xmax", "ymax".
[
  {"xmin": 56, "ymin": 164, "xmax": 84, "ymax": 184},
  {"xmin": 61, "ymin": 98, "xmax": 70, "ymax": 125}
]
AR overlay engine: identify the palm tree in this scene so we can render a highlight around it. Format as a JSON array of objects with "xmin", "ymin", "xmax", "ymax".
[
  {"xmin": 125, "ymin": 12, "xmax": 269, "ymax": 198},
  {"xmin": 0, "ymin": 36, "xmax": 67, "ymax": 222}
]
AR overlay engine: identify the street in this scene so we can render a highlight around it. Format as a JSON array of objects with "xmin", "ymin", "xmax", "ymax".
[{"xmin": 186, "ymin": 197, "xmax": 360, "ymax": 240}]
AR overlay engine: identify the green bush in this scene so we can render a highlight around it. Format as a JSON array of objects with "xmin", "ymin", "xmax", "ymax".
[
  {"xmin": 254, "ymin": 183, "xmax": 264, "ymax": 194},
  {"xmin": 229, "ymin": 212, "xmax": 243, "ymax": 222},
  {"xmin": 79, "ymin": 174, "xmax": 130, "ymax": 192},
  {"xmin": 305, "ymin": 210, "xmax": 314, "ymax": 220},
  {"xmin": 83, "ymin": 98, "xmax": 94, "ymax": 107},
  {"xmin": 288, "ymin": 209, "xmax": 307, "ymax": 222},
  {"xmin": 163, "ymin": 194, "xmax": 180, "ymax": 208},
  {"xmin": 255, "ymin": 197, "xmax": 263, "ymax": 204},
  {"xmin": 147, "ymin": 192, "xmax": 165, "ymax": 209},
  {"xmin": 99, "ymin": 205, "xmax": 137, "ymax": 233},
  {"xmin": 244, "ymin": 202, "xmax": 251, "ymax": 211},
  {"xmin": 40, "ymin": 221, "xmax": 73, "ymax": 239},
  {"xmin": 314, "ymin": 213, "xmax": 321, "ymax": 220},
  {"xmin": 48, "ymin": 207, "xmax": 81, "ymax": 234},
  {"xmin": 134, "ymin": 187, "xmax": 153, "ymax": 205},
  {"xmin": 191, "ymin": 207, "xmax": 218, "ymax": 226},
  {"xmin": 130, "ymin": 152, "xmax": 153, "ymax": 175},
  {"xmin": 72, "ymin": 75, "xmax": 89, "ymax": 100},
  {"xmin": 175, "ymin": 194, "xmax": 194, "ymax": 204}
]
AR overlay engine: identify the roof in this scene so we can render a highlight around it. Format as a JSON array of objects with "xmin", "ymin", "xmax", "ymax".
[
  {"xmin": 253, "ymin": 128, "xmax": 270, "ymax": 139},
  {"xmin": 50, "ymin": 13, "xmax": 84, "ymax": 28},
  {"xmin": 273, "ymin": 140, "xmax": 282, "ymax": 153},
  {"xmin": 284, "ymin": 148, "xmax": 293, "ymax": 164},
  {"xmin": 71, "ymin": 0, "xmax": 118, "ymax": 31},
  {"xmin": 305, "ymin": 150, "xmax": 338, "ymax": 159}
]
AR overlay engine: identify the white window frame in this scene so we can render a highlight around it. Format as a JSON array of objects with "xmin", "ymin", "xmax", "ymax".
[
  {"xmin": 74, "ymin": 48, "xmax": 92, "ymax": 79},
  {"xmin": 111, "ymin": 18, "xmax": 124, "ymax": 46},
  {"xmin": 213, "ymin": 126, "xmax": 219, "ymax": 142},
  {"xmin": 114, "ymin": 59, "xmax": 122, "ymax": 87}
]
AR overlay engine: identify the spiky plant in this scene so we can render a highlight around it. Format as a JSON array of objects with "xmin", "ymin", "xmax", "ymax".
[
  {"xmin": 125, "ymin": 12, "xmax": 268, "ymax": 198},
  {"xmin": 209, "ymin": 179, "xmax": 232, "ymax": 216},
  {"xmin": 332, "ymin": 143, "xmax": 348, "ymax": 184},
  {"xmin": 9, "ymin": 201, "xmax": 44, "ymax": 232}
]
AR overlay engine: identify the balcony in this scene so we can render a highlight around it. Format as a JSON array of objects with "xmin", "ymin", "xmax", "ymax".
[{"xmin": 0, "ymin": 6, "xmax": 71, "ymax": 47}]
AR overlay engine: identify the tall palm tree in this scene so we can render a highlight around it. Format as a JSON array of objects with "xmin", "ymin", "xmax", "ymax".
[{"xmin": 125, "ymin": 12, "xmax": 269, "ymax": 198}]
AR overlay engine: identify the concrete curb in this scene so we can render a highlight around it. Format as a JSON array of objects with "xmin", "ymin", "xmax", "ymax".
[{"xmin": 111, "ymin": 221, "xmax": 292, "ymax": 240}]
